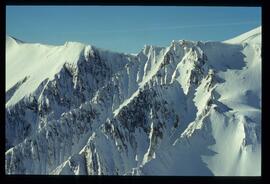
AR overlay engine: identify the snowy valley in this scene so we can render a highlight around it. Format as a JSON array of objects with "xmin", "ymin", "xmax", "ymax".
[{"xmin": 5, "ymin": 26, "xmax": 261, "ymax": 175}]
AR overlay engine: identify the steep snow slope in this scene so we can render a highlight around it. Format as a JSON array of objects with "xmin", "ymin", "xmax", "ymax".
[
  {"xmin": 224, "ymin": 26, "xmax": 261, "ymax": 44},
  {"xmin": 205, "ymin": 26, "xmax": 261, "ymax": 175},
  {"xmin": 5, "ymin": 26, "xmax": 261, "ymax": 175},
  {"xmin": 6, "ymin": 38, "xmax": 130, "ymax": 107}
]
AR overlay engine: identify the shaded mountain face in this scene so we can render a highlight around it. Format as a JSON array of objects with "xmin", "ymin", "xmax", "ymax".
[{"xmin": 5, "ymin": 27, "xmax": 261, "ymax": 175}]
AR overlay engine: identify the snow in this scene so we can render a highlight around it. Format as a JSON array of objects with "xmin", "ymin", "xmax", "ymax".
[
  {"xmin": 201, "ymin": 26, "xmax": 261, "ymax": 176},
  {"xmin": 113, "ymin": 89, "xmax": 140, "ymax": 116},
  {"xmin": 5, "ymin": 26, "xmax": 261, "ymax": 176},
  {"xmin": 202, "ymin": 109, "xmax": 261, "ymax": 176},
  {"xmin": 6, "ymin": 38, "xmax": 86, "ymax": 107},
  {"xmin": 139, "ymin": 46, "xmax": 167, "ymax": 86},
  {"xmin": 223, "ymin": 26, "xmax": 261, "ymax": 44}
]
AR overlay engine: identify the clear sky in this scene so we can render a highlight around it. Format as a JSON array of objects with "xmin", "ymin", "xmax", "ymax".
[{"xmin": 6, "ymin": 6, "xmax": 261, "ymax": 53}]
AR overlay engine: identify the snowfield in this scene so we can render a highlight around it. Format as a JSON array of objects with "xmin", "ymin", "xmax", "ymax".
[{"xmin": 5, "ymin": 26, "xmax": 261, "ymax": 175}]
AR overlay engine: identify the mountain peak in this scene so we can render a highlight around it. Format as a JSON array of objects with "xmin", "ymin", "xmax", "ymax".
[
  {"xmin": 223, "ymin": 26, "xmax": 261, "ymax": 44},
  {"xmin": 5, "ymin": 27, "xmax": 261, "ymax": 176},
  {"xmin": 64, "ymin": 41, "xmax": 87, "ymax": 48},
  {"xmin": 6, "ymin": 35, "xmax": 24, "ymax": 46}
]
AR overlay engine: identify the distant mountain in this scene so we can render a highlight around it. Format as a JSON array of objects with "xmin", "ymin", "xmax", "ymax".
[{"xmin": 5, "ymin": 26, "xmax": 261, "ymax": 175}]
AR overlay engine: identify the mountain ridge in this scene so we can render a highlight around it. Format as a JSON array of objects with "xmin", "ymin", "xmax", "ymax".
[{"xmin": 5, "ymin": 26, "xmax": 261, "ymax": 175}]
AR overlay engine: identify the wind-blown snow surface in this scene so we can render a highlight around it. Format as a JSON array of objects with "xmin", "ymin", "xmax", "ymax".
[{"xmin": 5, "ymin": 26, "xmax": 261, "ymax": 175}]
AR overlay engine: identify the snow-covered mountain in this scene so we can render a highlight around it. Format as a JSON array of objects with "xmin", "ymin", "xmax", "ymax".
[{"xmin": 5, "ymin": 26, "xmax": 261, "ymax": 175}]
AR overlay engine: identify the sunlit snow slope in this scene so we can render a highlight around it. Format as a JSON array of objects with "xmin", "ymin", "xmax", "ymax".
[{"xmin": 5, "ymin": 26, "xmax": 261, "ymax": 175}]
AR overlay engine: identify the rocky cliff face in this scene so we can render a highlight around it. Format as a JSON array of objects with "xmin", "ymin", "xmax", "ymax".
[{"xmin": 5, "ymin": 27, "xmax": 261, "ymax": 175}]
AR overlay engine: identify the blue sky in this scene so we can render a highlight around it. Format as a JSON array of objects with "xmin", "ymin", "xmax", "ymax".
[{"xmin": 6, "ymin": 6, "xmax": 261, "ymax": 53}]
